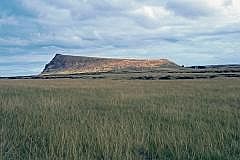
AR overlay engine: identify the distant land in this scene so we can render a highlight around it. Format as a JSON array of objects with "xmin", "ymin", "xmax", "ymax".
[
  {"xmin": 41, "ymin": 54, "xmax": 178, "ymax": 75},
  {"xmin": 1, "ymin": 54, "xmax": 240, "ymax": 80}
]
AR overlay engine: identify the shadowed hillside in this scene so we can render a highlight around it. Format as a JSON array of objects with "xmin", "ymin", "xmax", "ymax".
[{"xmin": 42, "ymin": 54, "xmax": 179, "ymax": 75}]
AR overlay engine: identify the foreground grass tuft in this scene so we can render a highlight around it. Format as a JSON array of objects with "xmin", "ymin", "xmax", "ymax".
[{"xmin": 0, "ymin": 79, "xmax": 240, "ymax": 160}]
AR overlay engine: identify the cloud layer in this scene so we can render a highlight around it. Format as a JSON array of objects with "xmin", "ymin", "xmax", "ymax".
[{"xmin": 0, "ymin": 0, "xmax": 240, "ymax": 76}]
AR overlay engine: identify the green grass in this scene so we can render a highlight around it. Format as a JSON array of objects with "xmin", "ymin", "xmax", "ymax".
[{"xmin": 0, "ymin": 79, "xmax": 240, "ymax": 160}]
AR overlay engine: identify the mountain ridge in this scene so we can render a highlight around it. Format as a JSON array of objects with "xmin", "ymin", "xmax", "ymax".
[{"xmin": 41, "ymin": 54, "xmax": 179, "ymax": 75}]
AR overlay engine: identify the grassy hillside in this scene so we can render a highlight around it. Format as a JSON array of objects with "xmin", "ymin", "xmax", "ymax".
[
  {"xmin": 1, "ymin": 79, "xmax": 240, "ymax": 159},
  {"xmin": 42, "ymin": 54, "xmax": 178, "ymax": 75}
]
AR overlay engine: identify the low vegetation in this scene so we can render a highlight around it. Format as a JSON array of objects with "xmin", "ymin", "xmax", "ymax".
[{"xmin": 1, "ymin": 79, "xmax": 240, "ymax": 159}]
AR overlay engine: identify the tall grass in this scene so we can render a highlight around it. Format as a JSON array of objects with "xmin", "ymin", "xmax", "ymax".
[{"xmin": 1, "ymin": 79, "xmax": 240, "ymax": 159}]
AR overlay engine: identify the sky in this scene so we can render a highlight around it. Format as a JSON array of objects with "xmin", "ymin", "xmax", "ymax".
[{"xmin": 0, "ymin": 0, "xmax": 240, "ymax": 76}]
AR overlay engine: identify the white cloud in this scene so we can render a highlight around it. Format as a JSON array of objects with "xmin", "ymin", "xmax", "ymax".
[
  {"xmin": 0, "ymin": 54, "xmax": 52, "ymax": 63},
  {"xmin": 0, "ymin": 0, "xmax": 240, "ymax": 76},
  {"xmin": 0, "ymin": 38, "xmax": 29, "ymax": 46},
  {"xmin": 0, "ymin": 16, "xmax": 18, "ymax": 25},
  {"xmin": 21, "ymin": 0, "xmax": 73, "ymax": 25},
  {"xmin": 132, "ymin": 5, "xmax": 171, "ymax": 19}
]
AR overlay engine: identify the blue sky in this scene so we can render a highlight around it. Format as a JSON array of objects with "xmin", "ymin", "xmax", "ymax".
[{"xmin": 0, "ymin": 0, "xmax": 240, "ymax": 76}]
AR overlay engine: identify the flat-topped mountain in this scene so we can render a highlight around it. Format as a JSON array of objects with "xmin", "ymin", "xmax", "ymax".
[{"xmin": 41, "ymin": 54, "xmax": 178, "ymax": 75}]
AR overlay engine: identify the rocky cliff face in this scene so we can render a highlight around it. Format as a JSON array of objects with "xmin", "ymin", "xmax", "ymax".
[{"xmin": 41, "ymin": 54, "xmax": 178, "ymax": 75}]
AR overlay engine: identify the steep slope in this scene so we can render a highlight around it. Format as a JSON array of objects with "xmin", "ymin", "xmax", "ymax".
[{"xmin": 41, "ymin": 54, "xmax": 178, "ymax": 75}]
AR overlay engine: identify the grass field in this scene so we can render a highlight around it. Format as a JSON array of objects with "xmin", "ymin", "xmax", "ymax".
[{"xmin": 0, "ymin": 79, "xmax": 240, "ymax": 160}]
